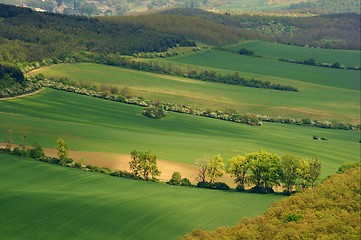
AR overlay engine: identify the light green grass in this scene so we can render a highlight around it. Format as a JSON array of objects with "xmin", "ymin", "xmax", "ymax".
[
  {"xmin": 225, "ymin": 41, "xmax": 361, "ymax": 67},
  {"xmin": 168, "ymin": 49, "xmax": 360, "ymax": 90},
  {"xmin": 214, "ymin": 0, "xmax": 302, "ymax": 11},
  {"xmin": 0, "ymin": 153, "xmax": 284, "ymax": 240},
  {"xmin": 30, "ymin": 63, "xmax": 360, "ymax": 124},
  {"xmin": 0, "ymin": 89, "xmax": 359, "ymax": 178}
]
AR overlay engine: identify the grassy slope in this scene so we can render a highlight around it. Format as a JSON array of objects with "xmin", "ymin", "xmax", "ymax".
[
  {"xmin": 214, "ymin": 0, "xmax": 304, "ymax": 11},
  {"xmin": 0, "ymin": 153, "xmax": 284, "ymax": 240},
  {"xmin": 0, "ymin": 89, "xmax": 359, "ymax": 178},
  {"xmin": 167, "ymin": 49, "xmax": 360, "ymax": 90},
  {"xmin": 225, "ymin": 41, "xmax": 361, "ymax": 67},
  {"xmin": 30, "ymin": 62, "xmax": 360, "ymax": 124}
]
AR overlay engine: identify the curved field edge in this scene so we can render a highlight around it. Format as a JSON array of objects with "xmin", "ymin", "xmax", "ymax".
[
  {"xmin": 0, "ymin": 88, "xmax": 359, "ymax": 179},
  {"xmin": 28, "ymin": 63, "xmax": 360, "ymax": 124},
  {"xmin": 0, "ymin": 153, "xmax": 284, "ymax": 240}
]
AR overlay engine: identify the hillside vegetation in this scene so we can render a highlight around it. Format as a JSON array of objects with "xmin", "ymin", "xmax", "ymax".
[
  {"xmin": 162, "ymin": 8, "xmax": 361, "ymax": 49},
  {"xmin": 0, "ymin": 153, "xmax": 284, "ymax": 240},
  {"xmin": 0, "ymin": 4, "xmax": 193, "ymax": 64},
  {"xmin": 31, "ymin": 62, "xmax": 360, "ymax": 124},
  {"xmin": 183, "ymin": 165, "xmax": 361, "ymax": 239},
  {"xmin": 289, "ymin": 0, "xmax": 361, "ymax": 14},
  {"xmin": 0, "ymin": 88, "xmax": 359, "ymax": 178}
]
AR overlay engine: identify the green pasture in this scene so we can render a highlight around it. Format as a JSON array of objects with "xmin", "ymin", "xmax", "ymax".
[
  {"xmin": 168, "ymin": 49, "xmax": 360, "ymax": 90},
  {"xmin": 214, "ymin": 0, "xmax": 297, "ymax": 11},
  {"xmin": 224, "ymin": 41, "xmax": 361, "ymax": 67},
  {"xmin": 0, "ymin": 154, "xmax": 284, "ymax": 240},
  {"xmin": 30, "ymin": 63, "xmax": 360, "ymax": 124},
  {"xmin": 0, "ymin": 89, "xmax": 359, "ymax": 178}
]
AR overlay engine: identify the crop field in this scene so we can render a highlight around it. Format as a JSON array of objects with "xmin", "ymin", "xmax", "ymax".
[
  {"xmin": 224, "ymin": 41, "xmax": 361, "ymax": 67},
  {"xmin": 214, "ymin": 0, "xmax": 304, "ymax": 11},
  {"xmin": 29, "ymin": 63, "xmax": 359, "ymax": 124},
  {"xmin": 167, "ymin": 49, "xmax": 360, "ymax": 90},
  {"xmin": 0, "ymin": 89, "xmax": 359, "ymax": 179},
  {"xmin": 0, "ymin": 153, "xmax": 284, "ymax": 240}
]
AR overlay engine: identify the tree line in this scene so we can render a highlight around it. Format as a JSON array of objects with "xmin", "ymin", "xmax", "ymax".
[{"xmin": 0, "ymin": 130, "xmax": 322, "ymax": 196}]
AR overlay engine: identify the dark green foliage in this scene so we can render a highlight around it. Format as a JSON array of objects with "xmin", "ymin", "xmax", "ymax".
[
  {"xmin": 167, "ymin": 172, "xmax": 193, "ymax": 186},
  {"xmin": 0, "ymin": 64, "xmax": 25, "ymax": 88},
  {"xmin": 238, "ymin": 48, "xmax": 254, "ymax": 56},
  {"xmin": 282, "ymin": 213, "xmax": 303, "ymax": 223},
  {"xmin": 29, "ymin": 142, "xmax": 45, "ymax": 159},
  {"xmin": 313, "ymin": 136, "xmax": 319, "ymax": 140},
  {"xmin": 0, "ymin": 4, "xmax": 193, "ymax": 64},
  {"xmin": 196, "ymin": 181, "xmax": 230, "ymax": 191}
]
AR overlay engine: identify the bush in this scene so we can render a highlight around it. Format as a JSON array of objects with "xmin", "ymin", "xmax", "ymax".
[
  {"xmin": 29, "ymin": 142, "xmax": 45, "ymax": 159},
  {"xmin": 313, "ymin": 136, "xmax": 319, "ymax": 140},
  {"xmin": 239, "ymin": 48, "xmax": 255, "ymax": 56},
  {"xmin": 142, "ymin": 104, "xmax": 167, "ymax": 119},
  {"xmin": 167, "ymin": 171, "xmax": 182, "ymax": 185},
  {"xmin": 196, "ymin": 181, "xmax": 230, "ymax": 190},
  {"xmin": 180, "ymin": 178, "xmax": 193, "ymax": 186},
  {"xmin": 248, "ymin": 186, "xmax": 274, "ymax": 194}
]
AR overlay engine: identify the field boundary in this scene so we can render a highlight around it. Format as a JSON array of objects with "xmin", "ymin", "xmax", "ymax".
[{"xmin": 0, "ymin": 88, "xmax": 44, "ymax": 101}]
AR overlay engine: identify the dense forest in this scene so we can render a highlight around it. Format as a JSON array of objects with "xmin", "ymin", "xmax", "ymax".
[
  {"xmin": 183, "ymin": 164, "xmax": 361, "ymax": 239},
  {"xmin": 0, "ymin": 4, "xmax": 194, "ymax": 64},
  {"xmin": 161, "ymin": 8, "xmax": 361, "ymax": 49}
]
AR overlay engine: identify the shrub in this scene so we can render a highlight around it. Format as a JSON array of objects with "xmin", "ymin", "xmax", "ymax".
[
  {"xmin": 180, "ymin": 178, "xmax": 193, "ymax": 186},
  {"xmin": 312, "ymin": 136, "xmax": 319, "ymax": 140},
  {"xmin": 29, "ymin": 142, "xmax": 45, "ymax": 159},
  {"xmin": 239, "ymin": 48, "xmax": 255, "ymax": 56},
  {"xmin": 196, "ymin": 181, "xmax": 230, "ymax": 190},
  {"xmin": 167, "ymin": 171, "xmax": 182, "ymax": 185},
  {"xmin": 142, "ymin": 104, "xmax": 167, "ymax": 119},
  {"xmin": 248, "ymin": 186, "xmax": 274, "ymax": 194}
]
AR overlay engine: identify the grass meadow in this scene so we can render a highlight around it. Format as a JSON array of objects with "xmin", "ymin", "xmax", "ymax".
[
  {"xmin": 224, "ymin": 41, "xmax": 361, "ymax": 67},
  {"xmin": 0, "ymin": 89, "xmax": 359, "ymax": 178},
  {"xmin": 29, "ymin": 63, "xmax": 360, "ymax": 124},
  {"xmin": 0, "ymin": 153, "xmax": 284, "ymax": 240}
]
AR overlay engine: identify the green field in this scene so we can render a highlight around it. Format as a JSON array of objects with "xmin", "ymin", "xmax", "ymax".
[
  {"xmin": 214, "ymin": 0, "xmax": 302, "ymax": 11},
  {"xmin": 0, "ymin": 89, "xmax": 359, "ymax": 178},
  {"xmin": 167, "ymin": 49, "xmax": 360, "ymax": 90},
  {"xmin": 31, "ymin": 62, "xmax": 360, "ymax": 124},
  {"xmin": 225, "ymin": 41, "xmax": 361, "ymax": 67},
  {"xmin": 0, "ymin": 153, "xmax": 284, "ymax": 239}
]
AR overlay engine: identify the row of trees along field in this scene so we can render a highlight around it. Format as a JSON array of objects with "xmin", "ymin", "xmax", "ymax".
[
  {"xmin": 193, "ymin": 151, "xmax": 321, "ymax": 195},
  {"xmin": 2, "ymin": 129, "xmax": 321, "ymax": 196},
  {"xmin": 183, "ymin": 164, "xmax": 361, "ymax": 239}
]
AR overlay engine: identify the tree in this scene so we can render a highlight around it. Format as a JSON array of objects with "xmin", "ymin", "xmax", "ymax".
[
  {"xmin": 6, "ymin": 129, "xmax": 12, "ymax": 150},
  {"xmin": 129, "ymin": 150, "xmax": 160, "ymax": 181},
  {"xmin": 195, "ymin": 155, "xmax": 209, "ymax": 183},
  {"xmin": 308, "ymin": 158, "xmax": 321, "ymax": 188},
  {"xmin": 227, "ymin": 155, "xmax": 250, "ymax": 191},
  {"xmin": 207, "ymin": 154, "xmax": 224, "ymax": 183},
  {"xmin": 280, "ymin": 155, "xmax": 302, "ymax": 195},
  {"xmin": 298, "ymin": 158, "xmax": 321, "ymax": 189},
  {"xmin": 167, "ymin": 171, "xmax": 182, "ymax": 185},
  {"xmin": 56, "ymin": 138, "xmax": 69, "ymax": 161},
  {"xmin": 247, "ymin": 150, "xmax": 281, "ymax": 192}
]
